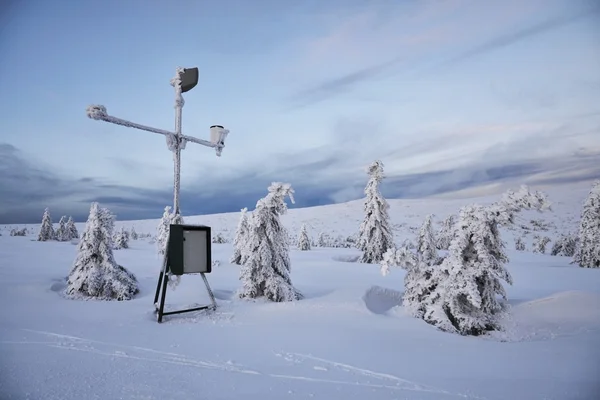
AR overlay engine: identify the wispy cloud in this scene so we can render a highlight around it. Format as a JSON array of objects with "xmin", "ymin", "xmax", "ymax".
[
  {"xmin": 424, "ymin": 4, "xmax": 600, "ymax": 74},
  {"xmin": 283, "ymin": 0, "xmax": 595, "ymax": 108}
]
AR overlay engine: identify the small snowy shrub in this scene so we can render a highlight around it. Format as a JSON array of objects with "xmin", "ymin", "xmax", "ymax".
[
  {"xmin": 212, "ymin": 232, "xmax": 227, "ymax": 244},
  {"xmin": 514, "ymin": 237, "xmax": 526, "ymax": 251},
  {"xmin": 113, "ymin": 227, "xmax": 130, "ymax": 249},
  {"xmin": 130, "ymin": 227, "xmax": 138, "ymax": 240},
  {"xmin": 10, "ymin": 228, "xmax": 27, "ymax": 237},
  {"xmin": 532, "ymin": 235, "xmax": 550, "ymax": 254},
  {"xmin": 551, "ymin": 233, "xmax": 577, "ymax": 256},
  {"xmin": 317, "ymin": 232, "xmax": 330, "ymax": 247}
]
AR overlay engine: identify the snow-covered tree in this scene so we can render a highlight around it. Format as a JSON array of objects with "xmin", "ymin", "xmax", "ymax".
[
  {"xmin": 436, "ymin": 215, "xmax": 455, "ymax": 250},
  {"xmin": 37, "ymin": 208, "xmax": 55, "ymax": 241},
  {"xmin": 130, "ymin": 227, "xmax": 138, "ymax": 240},
  {"xmin": 65, "ymin": 203, "xmax": 139, "ymax": 300},
  {"xmin": 419, "ymin": 185, "xmax": 550, "ymax": 336},
  {"xmin": 55, "ymin": 216, "xmax": 69, "ymax": 241},
  {"xmin": 551, "ymin": 233, "xmax": 577, "ymax": 256},
  {"xmin": 156, "ymin": 206, "xmax": 183, "ymax": 257},
  {"xmin": 10, "ymin": 228, "xmax": 27, "ymax": 237},
  {"xmin": 357, "ymin": 160, "xmax": 394, "ymax": 263},
  {"xmin": 113, "ymin": 227, "xmax": 130, "ymax": 249},
  {"xmin": 213, "ymin": 232, "xmax": 227, "ymax": 244},
  {"xmin": 381, "ymin": 221, "xmax": 442, "ymax": 319},
  {"xmin": 297, "ymin": 224, "xmax": 311, "ymax": 250},
  {"xmin": 317, "ymin": 232, "xmax": 329, "ymax": 247},
  {"xmin": 66, "ymin": 216, "xmax": 79, "ymax": 240},
  {"xmin": 238, "ymin": 182, "xmax": 302, "ymax": 302},
  {"xmin": 417, "ymin": 214, "xmax": 437, "ymax": 264},
  {"xmin": 532, "ymin": 235, "xmax": 550, "ymax": 254},
  {"xmin": 515, "ymin": 237, "xmax": 526, "ymax": 251},
  {"xmin": 573, "ymin": 181, "xmax": 600, "ymax": 268},
  {"xmin": 230, "ymin": 208, "xmax": 249, "ymax": 265}
]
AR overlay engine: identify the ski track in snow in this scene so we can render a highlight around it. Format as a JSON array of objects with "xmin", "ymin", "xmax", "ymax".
[
  {"xmin": 276, "ymin": 352, "xmax": 488, "ymax": 399},
  {"xmin": 4, "ymin": 329, "xmax": 485, "ymax": 399}
]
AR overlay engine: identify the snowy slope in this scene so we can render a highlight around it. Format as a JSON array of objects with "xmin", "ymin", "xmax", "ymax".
[{"xmin": 0, "ymin": 182, "xmax": 599, "ymax": 400}]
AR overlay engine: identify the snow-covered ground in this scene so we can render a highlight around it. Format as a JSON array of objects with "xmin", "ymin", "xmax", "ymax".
[{"xmin": 1, "ymin": 182, "xmax": 599, "ymax": 400}]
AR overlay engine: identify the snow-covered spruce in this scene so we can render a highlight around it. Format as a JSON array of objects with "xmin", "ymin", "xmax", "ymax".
[
  {"xmin": 357, "ymin": 160, "xmax": 394, "ymax": 263},
  {"xmin": 213, "ymin": 232, "xmax": 227, "ymax": 244},
  {"xmin": 317, "ymin": 232, "xmax": 329, "ymax": 247},
  {"xmin": 38, "ymin": 208, "xmax": 55, "ymax": 241},
  {"xmin": 417, "ymin": 214, "xmax": 437, "ymax": 264},
  {"xmin": 532, "ymin": 235, "xmax": 550, "ymax": 254},
  {"xmin": 10, "ymin": 228, "xmax": 27, "ymax": 236},
  {"xmin": 130, "ymin": 227, "xmax": 138, "ymax": 240},
  {"xmin": 573, "ymin": 181, "xmax": 600, "ymax": 268},
  {"xmin": 55, "ymin": 216, "xmax": 69, "ymax": 241},
  {"xmin": 238, "ymin": 182, "xmax": 302, "ymax": 302},
  {"xmin": 66, "ymin": 216, "xmax": 79, "ymax": 240},
  {"xmin": 297, "ymin": 223, "xmax": 311, "ymax": 251},
  {"xmin": 436, "ymin": 215, "xmax": 455, "ymax": 250},
  {"xmin": 421, "ymin": 186, "xmax": 550, "ymax": 336},
  {"xmin": 230, "ymin": 207, "xmax": 250, "ymax": 265},
  {"xmin": 156, "ymin": 206, "xmax": 184, "ymax": 257},
  {"xmin": 515, "ymin": 237, "xmax": 526, "ymax": 251},
  {"xmin": 551, "ymin": 233, "xmax": 577, "ymax": 257},
  {"xmin": 65, "ymin": 203, "xmax": 139, "ymax": 301},
  {"xmin": 156, "ymin": 206, "xmax": 184, "ymax": 288},
  {"xmin": 381, "ymin": 217, "xmax": 443, "ymax": 319},
  {"xmin": 113, "ymin": 227, "xmax": 130, "ymax": 250}
]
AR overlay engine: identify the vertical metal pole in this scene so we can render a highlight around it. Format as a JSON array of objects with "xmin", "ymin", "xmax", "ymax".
[{"xmin": 173, "ymin": 69, "xmax": 184, "ymax": 216}]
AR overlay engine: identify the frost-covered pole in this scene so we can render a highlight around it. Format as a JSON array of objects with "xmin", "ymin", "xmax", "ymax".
[
  {"xmin": 85, "ymin": 66, "xmax": 230, "ymax": 218},
  {"xmin": 170, "ymin": 67, "xmax": 185, "ymax": 216}
]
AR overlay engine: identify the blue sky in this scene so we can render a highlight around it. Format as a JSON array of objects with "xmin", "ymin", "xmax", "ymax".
[{"xmin": 1, "ymin": 0, "xmax": 599, "ymax": 224}]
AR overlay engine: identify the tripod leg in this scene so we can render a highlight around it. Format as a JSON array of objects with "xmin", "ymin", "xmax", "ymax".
[{"xmin": 201, "ymin": 272, "xmax": 217, "ymax": 310}]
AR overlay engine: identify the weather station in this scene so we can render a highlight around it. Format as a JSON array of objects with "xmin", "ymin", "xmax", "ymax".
[{"xmin": 86, "ymin": 67, "xmax": 229, "ymax": 322}]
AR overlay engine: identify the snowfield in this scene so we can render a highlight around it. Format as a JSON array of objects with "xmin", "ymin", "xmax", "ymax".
[{"xmin": 1, "ymin": 182, "xmax": 599, "ymax": 400}]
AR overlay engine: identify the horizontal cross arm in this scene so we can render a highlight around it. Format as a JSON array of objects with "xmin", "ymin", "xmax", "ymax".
[
  {"xmin": 86, "ymin": 104, "xmax": 220, "ymax": 149},
  {"xmin": 181, "ymin": 134, "xmax": 216, "ymax": 148}
]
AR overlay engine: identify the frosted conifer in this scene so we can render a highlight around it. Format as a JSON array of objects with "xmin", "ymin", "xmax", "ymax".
[
  {"xmin": 417, "ymin": 214, "xmax": 438, "ymax": 264},
  {"xmin": 230, "ymin": 208, "xmax": 249, "ymax": 265},
  {"xmin": 156, "ymin": 206, "xmax": 183, "ymax": 257},
  {"xmin": 437, "ymin": 215, "xmax": 455, "ymax": 250},
  {"xmin": 357, "ymin": 160, "xmax": 394, "ymax": 263},
  {"xmin": 114, "ymin": 227, "xmax": 130, "ymax": 249},
  {"xmin": 130, "ymin": 227, "xmax": 138, "ymax": 240},
  {"xmin": 532, "ymin": 235, "xmax": 550, "ymax": 254},
  {"xmin": 66, "ymin": 216, "xmax": 79, "ymax": 240},
  {"xmin": 551, "ymin": 233, "xmax": 577, "ymax": 256},
  {"xmin": 515, "ymin": 237, "xmax": 526, "ymax": 251},
  {"xmin": 421, "ymin": 185, "xmax": 550, "ymax": 335},
  {"xmin": 238, "ymin": 182, "xmax": 302, "ymax": 302},
  {"xmin": 56, "ymin": 216, "xmax": 69, "ymax": 241},
  {"xmin": 297, "ymin": 224, "xmax": 311, "ymax": 250},
  {"xmin": 317, "ymin": 232, "xmax": 328, "ymax": 247},
  {"xmin": 65, "ymin": 203, "xmax": 139, "ymax": 300},
  {"xmin": 37, "ymin": 208, "xmax": 55, "ymax": 241},
  {"xmin": 573, "ymin": 181, "xmax": 600, "ymax": 268}
]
